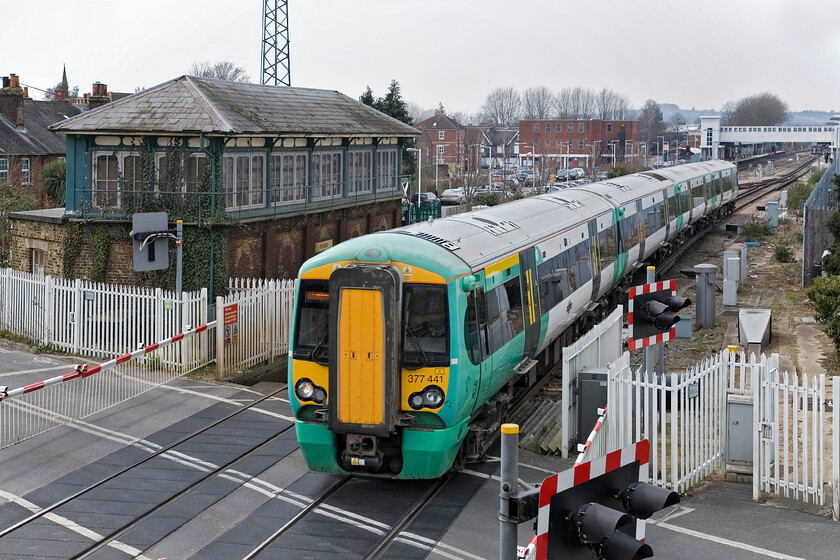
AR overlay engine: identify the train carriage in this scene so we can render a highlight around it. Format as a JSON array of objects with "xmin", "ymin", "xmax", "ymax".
[{"xmin": 289, "ymin": 160, "xmax": 737, "ymax": 479}]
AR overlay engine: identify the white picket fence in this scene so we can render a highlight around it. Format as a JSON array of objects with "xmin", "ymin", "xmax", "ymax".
[
  {"xmin": 216, "ymin": 277, "xmax": 296, "ymax": 380},
  {"xmin": 0, "ymin": 268, "xmax": 210, "ymax": 373}
]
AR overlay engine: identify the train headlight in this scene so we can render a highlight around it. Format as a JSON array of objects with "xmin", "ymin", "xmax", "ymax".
[
  {"xmin": 408, "ymin": 385, "xmax": 445, "ymax": 410},
  {"xmin": 295, "ymin": 378, "xmax": 315, "ymax": 400}
]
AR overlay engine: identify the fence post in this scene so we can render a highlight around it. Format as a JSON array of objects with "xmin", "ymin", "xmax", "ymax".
[
  {"xmin": 216, "ymin": 295, "xmax": 224, "ymax": 381},
  {"xmin": 44, "ymin": 275, "xmax": 54, "ymax": 346},
  {"xmin": 752, "ymin": 353, "xmax": 760, "ymax": 501},
  {"xmin": 72, "ymin": 278, "xmax": 82, "ymax": 353},
  {"xmin": 834, "ymin": 376, "xmax": 839, "ymax": 521}
]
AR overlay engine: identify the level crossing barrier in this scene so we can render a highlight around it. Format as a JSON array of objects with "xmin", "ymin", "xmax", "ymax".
[{"xmin": 0, "ymin": 321, "xmax": 215, "ymax": 449}]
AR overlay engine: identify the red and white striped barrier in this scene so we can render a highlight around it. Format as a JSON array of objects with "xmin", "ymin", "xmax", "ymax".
[
  {"xmin": 534, "ymin": 439, "xmax": 650, "ymax": 560},
  {"xmin": 628, "ymin": 279, "xmax": 677, "ymax": 350},
  {"xmin": 574, "ymin": 405, "xmax": 607, "ymax": 467},
  {"xmin": 0, "ymin": 321, "xmax": 216, "ymax": 403}
]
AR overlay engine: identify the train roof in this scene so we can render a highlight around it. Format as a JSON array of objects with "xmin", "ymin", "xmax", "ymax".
[{"xmin": 387, "ymin": 188, "xmax": 614, "ymax": 271}]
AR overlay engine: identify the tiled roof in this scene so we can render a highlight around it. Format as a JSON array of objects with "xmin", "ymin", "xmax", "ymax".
[
  {"xmin": 50, "ymin": 76, "xmax": 419, "ymax": 137},
  {"xmin": 0, "ymin": 100, "xmax": 83, "ymax": 156}
]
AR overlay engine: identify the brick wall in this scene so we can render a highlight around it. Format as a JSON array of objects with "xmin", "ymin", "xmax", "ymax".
[
  {"xmin": 10, "ymin": 199, "xmax": 403, "ymax": 287},
  {"xmin": 9, "ymin": 219, "xmax": 67, "ymax": 276}
]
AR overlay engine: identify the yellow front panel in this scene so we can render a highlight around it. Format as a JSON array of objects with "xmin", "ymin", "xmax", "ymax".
[
  {"xmin": 401, "ymin": 367, "xmax": 449, "ymax": 412},
  {"xmin": 338, "ymin": 288, "xmax": 384, "ymax": 425},
  {"xmin": 292, "ymin": 359, "xmax": 329, "ymax": 405}
]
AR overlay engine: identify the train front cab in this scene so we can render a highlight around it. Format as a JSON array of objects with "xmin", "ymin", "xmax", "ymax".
[{"xmin": 291, "ymin": 261, "xmax": 469, "ymax": 479}]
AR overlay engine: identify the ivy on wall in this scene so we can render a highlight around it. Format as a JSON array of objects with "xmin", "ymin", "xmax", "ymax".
[
  {"xmin": 89, "ymin": 221, "xmax": 110, "ymax": 283},
  {"xmin": 62, "ymin": 222, "xmax": 83, "ymax": 278}
]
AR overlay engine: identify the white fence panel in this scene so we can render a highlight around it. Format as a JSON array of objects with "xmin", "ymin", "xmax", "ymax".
[
  {"xmin": 755, "ymin": 363, "xmax": 826, "ymax": 506},
  {"xmin": 608, "ymin": 350, "xmax": 727, "ymax": 493},
  {"xmin": 0, "ymin": 268, "xmax": 211, "ymax": 375},
  {"xmin": 217, "ymin": 278, "xmax": 296, "ymax": 379},
  {"xmin": 560, "ymin": 305, "xmax": 623, "ymax": 458}
]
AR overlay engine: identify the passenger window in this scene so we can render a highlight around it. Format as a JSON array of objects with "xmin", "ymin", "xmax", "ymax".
[
  {"xmin": 666, "ymin": 192, "xmax": 678, "ymax": 221},
  {"xmin": 597, "ymin": 226, "xmax": 617, "ymax": 269},
  {"xmin": 620, "ymin": 212, "xmax": 640, "ymax": 250},
  {"xmin": 484, "ymin": 277, "xmax": 524, "ymax": 354}
]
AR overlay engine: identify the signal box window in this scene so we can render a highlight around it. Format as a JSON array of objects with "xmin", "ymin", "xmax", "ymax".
[{"xmin": 402, "ymin": 284, "xmax": 449, "ymax": 368}]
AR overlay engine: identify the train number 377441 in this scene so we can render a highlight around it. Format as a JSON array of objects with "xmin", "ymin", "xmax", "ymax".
[{"xmin": 407, "ymin": 374, "xmax": 445, "ymax": 384}]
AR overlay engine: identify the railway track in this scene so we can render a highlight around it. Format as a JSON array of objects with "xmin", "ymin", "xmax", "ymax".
[
  {"xmin": 0, "ymin": 386, "xmax": 293, "ymax": 559},
  {"xmin": 656, "ymin": 157, "xmax": 815, "ymax": 277}
]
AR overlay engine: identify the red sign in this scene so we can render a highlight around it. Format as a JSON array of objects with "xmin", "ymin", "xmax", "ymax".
[{"xmin": 223, "ymin": 304, "xmax": 238, "ymax": 326}]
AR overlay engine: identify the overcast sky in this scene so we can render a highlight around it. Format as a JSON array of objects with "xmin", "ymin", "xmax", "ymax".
[{"xmin": 6, "ymin": 1, "xmax": 840, "ymax": 117}]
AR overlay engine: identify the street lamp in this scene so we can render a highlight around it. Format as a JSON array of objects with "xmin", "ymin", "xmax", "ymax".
[{"xmin": 406, "ymin": 147, "xmax": 421, "ymax": 223}]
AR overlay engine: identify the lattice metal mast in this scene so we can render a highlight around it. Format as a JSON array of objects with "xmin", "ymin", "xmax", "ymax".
[{"xmin": 261, "ymin": 0, "xmax": 290, "ymax": 86}]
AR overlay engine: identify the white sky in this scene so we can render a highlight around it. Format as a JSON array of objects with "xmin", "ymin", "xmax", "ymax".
[{"xmin": 5, "ymin": 0, "xmax": 840, "ymax": 115}]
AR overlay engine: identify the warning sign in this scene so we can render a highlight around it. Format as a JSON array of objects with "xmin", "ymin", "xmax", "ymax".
[
  {"xmin": 223, "ymin": 304, "xmax": 239, "ymax": 345},
  {"xmin": 223, "ymin": 304, "xmax": 238, "ymax": 326}
]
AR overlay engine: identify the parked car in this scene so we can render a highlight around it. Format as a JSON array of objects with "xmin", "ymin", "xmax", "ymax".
[
  {"xmin": 554, "ymin": 169, "xmax": 570, "ymax": 181},
  {"xmin": 596, "ymin": 171, "xmax": 608, "ymax": 181},
  {"xmin": 440, "ymin": 187, "xmax": 466, "ymax": 205},
  {"xmin": 568, "ymin": 168, "xmax": 585, "ymax": 180},
  {"xmin": 654, "ymin": 161, "xmax": 669, "ymax": 169},
  {"xmin": 410, "ymin": 192, "xmax": 439, "ymax": 205}
]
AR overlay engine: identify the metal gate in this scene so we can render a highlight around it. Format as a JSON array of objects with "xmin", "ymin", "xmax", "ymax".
[{"xmin": 754, "ymin": 363, "xmax": 828, "ymax": 507}]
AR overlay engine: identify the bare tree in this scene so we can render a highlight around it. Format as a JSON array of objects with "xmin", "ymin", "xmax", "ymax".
[
  {"xmin": 188, "ymin": 60, "xmax": 250, "ymax": 82},
  {"xmin": 728, "ymin": 92, "xmax": 788, "ymax": 126},
  {"xmin": 638, "ymin": 99, "xmax": 665, "ymax": 151},
  {"xmin": 480, "ymin": 88, "xmax": 522, "ymax": 126},
  {"xmin": 407, "ymin": 102, "xmax": 435, "ymax": 124},
  {"xmin": 667, "ymin": 112, "xmax": 686, "ymax": 133},
  {"xmin": 522, "ymin": 87, "xmax": 556, "ymax": 119},
  {"xmin": 555, "ymin": 87, "xmax": 596, "ymax": 119},
  {"xmin": 720, "ymin": 101, "xmax": 737, "ymax": 125},
  {"xmin": 595, "ymin": 88, "xmax": 633, "ymax": 120}
]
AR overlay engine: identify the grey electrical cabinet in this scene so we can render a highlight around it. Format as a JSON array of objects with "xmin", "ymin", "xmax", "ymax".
[{"xmin": 578, "ymin": 366, "xmax": 608, "ymax": 445}]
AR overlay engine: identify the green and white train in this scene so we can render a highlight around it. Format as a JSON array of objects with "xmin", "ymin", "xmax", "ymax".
[{"xmin": 289, "ymin": 160, "xmax": 737, "ymax": 479}]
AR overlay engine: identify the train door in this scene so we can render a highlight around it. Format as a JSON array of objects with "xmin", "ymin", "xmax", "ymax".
[
  {"xmin": 327, "ymin": 264, "xmax": 402, "ymax": 437},
  {"xmin": 518, "ymin": 248, "xmax": 541, "ymax": 361},
  {"xmin": 588, "ymin": 219, "xmax": 601, "ymax": 301}
]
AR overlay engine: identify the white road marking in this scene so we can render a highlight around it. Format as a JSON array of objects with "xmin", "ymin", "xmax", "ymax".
[
  {"xmin": 0, "ymin": 489, "xmax": 154, "ymax": 560},
  {"xmin": 0, "ymin": 364, "xmax": 70, "ymax": 378},
  {"xmin": 649, "ymin": 508, "xmax": 806, "ymax": 560}
]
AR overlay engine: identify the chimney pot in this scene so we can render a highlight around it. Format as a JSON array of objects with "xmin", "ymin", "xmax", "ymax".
[{"xmin": 9, "ymin": 74, "xmax": 19, "ymax": 88}]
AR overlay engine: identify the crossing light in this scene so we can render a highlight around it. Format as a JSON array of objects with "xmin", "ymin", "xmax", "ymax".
[
  {"xmin": 546, "ymin": 452, "xmax": 679, "ymax": 559},
  {"xmin": 628, "ymin": 279, "xmax": 691, "ymax": 350}
]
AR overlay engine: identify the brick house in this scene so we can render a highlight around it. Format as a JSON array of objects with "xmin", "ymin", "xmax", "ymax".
[
  {"xmin": 518, "ymin": 118, "xmax": 641, "ymax": 171},
  {"xmin": 8, "ymin": 76, "xmax": 419, "ymax": 298},
  {"xmin": 0, "ymin": 73, "xmax": 84, "ymax": 206},
  {"xmin": 413, "ymin": 113, "xmax": 487, "ymax": 192}
]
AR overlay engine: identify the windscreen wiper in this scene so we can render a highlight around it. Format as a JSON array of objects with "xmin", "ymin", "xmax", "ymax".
[
  {"xmin": 311, "ymin": 323, "xmax": 329, "ymax": 365},
  {"xmin": 401, "ymin": 322, "xmax": 428, "ymax": 370}
]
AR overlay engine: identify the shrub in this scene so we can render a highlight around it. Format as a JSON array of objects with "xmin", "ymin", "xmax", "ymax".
[
  {"xmin": 740, "ymin": 220, "xmax": 772, "ymax": 242},
  {"xmin": 472, "ymin": 192, "xmax": 499, "ymax": 207},
  {"xmin": 41, "ymin": 159, "xmax": 66, "ymax": 207},
  {"xmin": 607, "ymin": 166, "xmax": 630, "ymax": 179},
  {"xmin": 773, "ymin": 242, "xmax": 794, "ymax": 263},
  {"xmin": 807, "ymin": 275, "xmax": 840, "ymax": 352}
]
